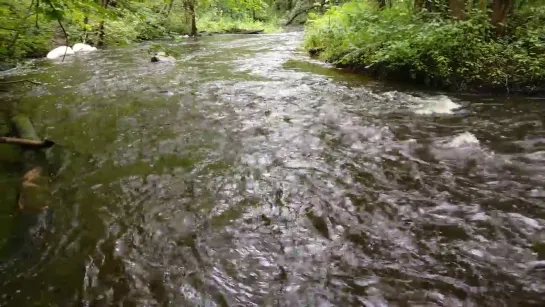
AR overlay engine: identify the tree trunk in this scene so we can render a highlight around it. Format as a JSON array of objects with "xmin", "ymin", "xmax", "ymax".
[
  {"xmin": 97, "ymin": 0, "xmax": 110, "ymax": 47},
  {"xmin": 166, "ymin": 0, "xmax": 175, "ymax": 17},
  {"xmin": 189, "ymin": 0, "xmax": 197, "ymax": 36},
  {"xmin": 491, "ymin": 0, "xmax": 514, "ymax": 36},
  {"xmin": 414, "ymin": 0, "xmax": 425, "ymax": 10},
  {"xmin": 82, "ymin": 16, "xmax": 89, "ymax": 43},
  {"xmin": 479, "ymin": 0, "xmax": 487, "ymax": 11},
  {"xmin": 378, "ymin": 0, "xmax": 386, "ymax": 9},
  {"xmin": 97, "ymin": 21, "xmax": 105, "ymax": 47},
  {"xmin": 416, "ymin": 0, "xmax": 436, "ymax": 12},
  {"xmin": 449, "ymin": 0, "xmax": 466, "ymax": 19}
]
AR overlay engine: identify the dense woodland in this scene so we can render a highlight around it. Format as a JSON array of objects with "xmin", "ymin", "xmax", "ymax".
[
  {"xmin": 1, "ymin": 0, "xmax": 544, "ymax": 93},
  {"xmin": 0, "ymin": 0, "xmax": 314, "ymax": 63}
]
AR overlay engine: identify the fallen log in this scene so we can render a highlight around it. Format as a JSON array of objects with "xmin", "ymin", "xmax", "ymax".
[
  {"xmin": 227, "ymin": 29, "xmax": 264, "ymax": 34},
  {"xmin": 12, "ymin": 114, "xmax": 40, "ymax": 140},
  {"xmin": 0, "ymin": 112, "xmax": 21, "ymax": 163},
  {"xmin": 0, "ymin": 113, "xmax": 54, "ymax": 258},
  {"xmin": 9, "ymin": 114, "xmax": 53, "ymax": 214},
  {"xmin": 0, "ymin": 79, "xmax": 43, "ymax": 85},
  {"xmin": 0, "ymin": 136, "xmax": 55, "ymax": 149},
  {"xmin": 239, "ymin": 29, "xmax": 264, "ymax": 34}
]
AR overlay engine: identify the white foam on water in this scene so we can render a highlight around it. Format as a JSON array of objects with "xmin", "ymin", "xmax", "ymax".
[
  {"xmin": 413, "ymin": 95, "xmax": 461, "ymax": 115},
  {"xmin": 447, "ymin": 132, "xmax": 479, "ymax": 147}
]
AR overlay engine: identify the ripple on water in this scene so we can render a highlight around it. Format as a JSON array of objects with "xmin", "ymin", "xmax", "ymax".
[{"xmin": 1, "ymin": 32, "xmax": 545, "ymax": 306}]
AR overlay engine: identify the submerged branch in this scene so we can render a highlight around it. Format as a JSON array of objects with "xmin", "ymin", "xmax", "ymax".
[
  {"xmin": 0, "ymin": 79, "xmax": 43, "ymax": 85},
  {"xmin": 0, "ymin": 137, "xmax": 55, "ymax": 149}
]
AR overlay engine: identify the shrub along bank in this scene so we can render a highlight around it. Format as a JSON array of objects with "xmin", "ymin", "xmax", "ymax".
[{"xmin": 304, "ymin": 1, "xmax": 545, "ymax": 94}]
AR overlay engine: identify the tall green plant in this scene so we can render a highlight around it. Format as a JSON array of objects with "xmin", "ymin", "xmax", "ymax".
[{"xmin": 304, "ymin": 0, "xmax": 545, "ymax": 92}]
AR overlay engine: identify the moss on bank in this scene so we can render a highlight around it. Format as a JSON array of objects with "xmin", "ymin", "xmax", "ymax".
[{"xmin": 304, "ymin": 2, "xmax": 545, "ymax": 94}]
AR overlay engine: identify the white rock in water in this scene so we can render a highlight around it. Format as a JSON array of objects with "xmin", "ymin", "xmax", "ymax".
[
  {"xmin": 73, "ymin": 43, "xmax": 97, "ymax": 53},
  {"xmin": 46, "ymin": 46, "xmax": 75, "ymax": 59},
  {"xmin": 414, "ymin": 95, "xmax": 461, "ymax": 115}
]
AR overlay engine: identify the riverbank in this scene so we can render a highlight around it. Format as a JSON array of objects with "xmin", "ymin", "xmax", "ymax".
[
  {"xmin": 304, "ymin": 2, "xmax": 545, "ymax": 95},
  {"xmin": 0, "ymin": 0, "xmax": 282, "ymax": 70}
]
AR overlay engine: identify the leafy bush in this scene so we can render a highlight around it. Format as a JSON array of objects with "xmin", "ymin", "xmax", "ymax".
[
  {"xmin": 0, "ymin": 2, "xmax": 55, "ymax": 61},
  {"xmin": 198, "ymin": 13, "xmax": 282, "ymax": 33},
  {"xmin": 304, "ymin": 1, "xmax": 545, "ymax": 92}
]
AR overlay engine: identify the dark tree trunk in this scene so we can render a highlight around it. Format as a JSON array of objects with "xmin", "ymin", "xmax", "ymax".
[
  {"xmin": 479, "ymin": 0, "xmax": 488, "ymax": 11},
  {"xmin": 166, "ymin": 0, "xmax": 175, "ymax": 16},
  {"xmin": 416, "ymin": 0, "xmax": 437, "ymax": 12},
  {"xmin": 97, "ymin": 0, "xmax": 110, "ymax": 47},
  {"xmin": 449, "ymin": 0, "xmax": 466, "ymax": 19},
  {"xmin": 82, "ymin": 16, "xmax": 89, "ymax": 43},
  {"xmin": 189, "ymin": 0, "xmax": 197, "ymax": 36},
  {"xmin": 378, "ymin": 0, "xmax": 386, "ymax": 9},
  {"xmin": 97, "ymin": 21, "xmax": 105, "ymax": 46},
  {"xmin": 491, "ymin": 0, "xmax": 514, "ymax": 36}
]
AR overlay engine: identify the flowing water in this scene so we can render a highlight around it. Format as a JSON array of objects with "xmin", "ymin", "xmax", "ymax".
[{"xmin": 1, "ymin": 31, "xmax": 545, "ymax": 306}]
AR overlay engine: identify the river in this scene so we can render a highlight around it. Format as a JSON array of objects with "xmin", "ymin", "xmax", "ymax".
[{"xmin": 1, "ymin": 31, "xmax": 545, "ymax": 306}]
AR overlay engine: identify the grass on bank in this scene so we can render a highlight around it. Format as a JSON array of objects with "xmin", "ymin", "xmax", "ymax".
[{"xmin": 304, "ymin": 1, "xmax": 545, "ymax": 93}]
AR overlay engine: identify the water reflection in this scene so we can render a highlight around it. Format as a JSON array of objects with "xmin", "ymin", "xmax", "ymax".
[{"xmin": 1, "ymin": 31, "xmax": 545, "ymax": 306}]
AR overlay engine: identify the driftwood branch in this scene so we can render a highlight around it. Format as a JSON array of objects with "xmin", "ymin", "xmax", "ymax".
[
  {"xmin": 227, "ymin": 29, "xmax": 264, "ymax": 34},
  {"xmin": 0, "ymin": 79, "xmax": 43, "ymax": 85},
  {"xmin": 0, "ymin": 137, "xmax": 55, "ymax": 149}
]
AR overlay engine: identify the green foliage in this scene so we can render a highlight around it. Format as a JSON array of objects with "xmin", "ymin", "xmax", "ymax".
[
  {"xmin": 0, "ymin": 1, "xmax": 51, "ymax": 61},
  {"xmin": 1, "ymin": 0, "xmax": 283, "ymax": 65},
  {"xmin": 199, "ymin": 13, "xmax": 282, "ymax": 33},
  {"xmin": 305, "ymin": 0, "xmax": 545, "ymax": 92}
]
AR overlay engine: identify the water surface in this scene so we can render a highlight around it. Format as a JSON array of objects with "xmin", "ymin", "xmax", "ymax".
[{"xmin": 1, "ymin": 32, "xmax": 545, "ymax": 306}]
